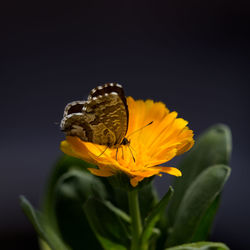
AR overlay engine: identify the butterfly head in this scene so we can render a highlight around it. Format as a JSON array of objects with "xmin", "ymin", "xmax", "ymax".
[{"xmin": 121, "ymin": 137, "xmax": 130, "ymax": 146}]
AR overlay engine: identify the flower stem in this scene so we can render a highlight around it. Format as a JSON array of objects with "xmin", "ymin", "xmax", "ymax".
[{"xmin": 128, "ymin": 189, "xmax": 143, "ymax": 250}]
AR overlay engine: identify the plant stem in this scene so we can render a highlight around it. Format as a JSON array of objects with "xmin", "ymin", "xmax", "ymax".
[{"xmin": 128, "ymin": 189, "xmax": 143, "ymax": 250}]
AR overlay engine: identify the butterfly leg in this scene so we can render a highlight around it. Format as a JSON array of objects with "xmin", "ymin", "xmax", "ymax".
[
  {"xmin": 98, "ymin": 146, "xmax": 109, "ymax": 157},
  {"xmin": 122, "ymin": 146, "xmax": 124, "ymax": 159},
  {"xmin": 128, "ymin": 146, "xmax": 136, "ymax": 162},
  {"xmin": 115, "ymin": 147, "xmax": 119, "ymax": 161}
]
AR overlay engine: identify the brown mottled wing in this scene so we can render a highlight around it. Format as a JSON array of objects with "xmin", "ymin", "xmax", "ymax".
[
  {"xmin": 60, "ymin": 93, "xmax": 127, "ymax": 146},
  {"xmin": 61, "ymin": 113, "xmax": 94, "ymax": 141},
  {"xmin": 88, "ymin": 83, "xmax": 129, "ymax": 134},
  {"xmin": 85, "ymin": 93, "xmax": 128, "ymax": 146}
]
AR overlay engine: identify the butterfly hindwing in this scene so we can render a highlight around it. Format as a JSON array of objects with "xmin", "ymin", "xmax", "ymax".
[
  {"xmin": 63, "ymin": 101, "xmax": 86, "ymax": 116},
  {"xmin": 61, "ymin": 113, "xmax": 93, "ymax": 141}
]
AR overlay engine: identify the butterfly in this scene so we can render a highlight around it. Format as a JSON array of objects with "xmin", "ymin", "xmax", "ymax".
[{"xmin": 60, "ymin": 83, "xmax": 130, "ymax": 149}]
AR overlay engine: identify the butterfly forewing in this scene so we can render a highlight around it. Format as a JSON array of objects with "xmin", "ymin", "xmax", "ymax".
[
  {"xmin": 61, "ymin": 83, "xmax": 128, "ymax": 147},
  {"xmin": 85, "ymin": 93, "xmax": 128, "ymax": 146},
  {"xmin": 88, "ymin": 83, "xmax": 129, "ymax": 129}
]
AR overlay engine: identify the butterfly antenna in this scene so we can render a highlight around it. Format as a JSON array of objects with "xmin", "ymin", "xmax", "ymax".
[
  {"xmin": 128, "ymin": 144, "xmax": 136, "ymax": 153},
  {"xmin": 126, "ymin": 121, "xmax": 153, "ymax": 138}
]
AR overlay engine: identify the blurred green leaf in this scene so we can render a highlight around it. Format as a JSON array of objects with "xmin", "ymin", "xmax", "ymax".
[
  {"xmin": 168, "ymin": 124, "xmax": 232, "ymax": 226},
  {"xmin": 96, "ymin": 237, "xmax": 127, "ymax": 250},
  {"xmin": 191, "ymin": 195, "xmax": 220, "ymax": 242},
  {"xmin": 149, "ymin": 228, "xmax": 161, "ymax": 250},
  {"xmin": 140, "ymin": 186, "xmax": 173, "ymax": 248},
  {"xmin": 166, "ymin": 165, "xmax": 231, "ymax": 247},
  {"xmin": 139, "ymin": 181, "xmax": 160, "ymax": 219},
  {"xmin": 103, "ymin": 179, "xmax": 159, "ymax": 221},
  {"xmin": 42, "ymin": 154, "xmax": 95, "ymax": 229},
  {"xmin": 20, "ymin": 196, "xmax": 70, "ymax": 250},
  {"xmin": 55, "ymin": 168, "xmax": 107, "ymax": 201},
  {"xmin": 104, "ymin": 201, "xmax": 131, "ymax": 223},
  {"xmin": 84, "ymin": 197, "xmax": 131, "ymax": 249},
  {"xmin": 165, "ymin": 241, "xmax": 229, "ymax": 250},
  {"xmin": 39, "ymin": 239, "xmax": 51, "ymax": 250},
  {"xmin": 55, "ymin": 169, "xmax": 106, "ymax": 250}
]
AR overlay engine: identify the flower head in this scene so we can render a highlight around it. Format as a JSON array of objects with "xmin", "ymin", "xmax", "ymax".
[{"xmin": 61, "ymin": 97, "xmax": 194, "ymax": 187}]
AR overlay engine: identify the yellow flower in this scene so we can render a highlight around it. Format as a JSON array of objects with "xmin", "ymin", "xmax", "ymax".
[{"xmin": 60, "ymin": 97, "xmax": 194, "ymax": 187}]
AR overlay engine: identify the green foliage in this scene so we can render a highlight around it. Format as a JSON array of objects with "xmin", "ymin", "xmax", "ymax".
[
  {"xmin": 20, "ymin": 196, "xmax": 70, "ymax": 250},
  {"xmin": 140, "ymin": 187, "xmax": 173, "ymax": 248},
  {"xmin": 166, "ymin": 124, "xmax": 232, "ymax": 248},
  {"xmin": 165, "ymin": 241, "xmax": 229, "ymax": 250},
  {"xmin": 21, "ymin": 124, "xmax": 232, "ymax": 250},
  {"xmin": 104, "ymin": 178, "xmax": 159, "ymax": 221},
  {"xmin": 84, "ymin": 198, "xmax": 131, "ymax": 249},
  {"xmin": 42, "ymin": 154, "xmax": 95, "ymax": 230},
  {"xmin": 54, "ymin": 169, "xmax": 105, "ymax": 250},
  {"xmin": 168, "ymin": 124, "xmax": 232, "ymax": 227},
  {"xmin": 191, "ymin": 195, "xmax": 220, "ymax": 242},
  {"xmin": 166, "ymin": 165, "xmax": 231, "ymax": 247}
]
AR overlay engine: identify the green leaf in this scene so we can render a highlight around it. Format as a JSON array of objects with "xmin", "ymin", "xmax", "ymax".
[
  {"xmin": 101, "ymin": 178, "xmax": 160, "ymax": 249},
  {"xmin": 104, "ymin": 201, "xmax": 131, "ymax": 223},
  {"xmin": 95, "ymin": 237, "xmax": 127, "ymax": 250},
  {"xmin": 191, "ymin": 195, "xmax": 220, "ymax": 241},
  {"xmin": 55, "ymin": 168, "xmax": 107, "ymax": 202},
  {"xmin": 103, "ymin": 179, "xmax": 159, "ymax": 221},
  {"xmin": 39, "ymin": 239, "xmax": 52, "ymax": 250},
  {"xmin": 140, "ymin": 186, "xmax": 174, "ymax": 247},
  {"xmin": 42, "ymin": 154, "xmax": 95, "ymax": 229},
  {"xmin": 139, "ymin": 181, "xmax": 160, "ymax": 220},
  {"xmin": 20, "ymin": 196, "xmax": 70, "ymax": 250},
  {"xmin": 168, "ymin": 124, "xmax": 232, "ymax": 226},
  {"xmin": 84, "ymin": 197, "xmax": 131, "ymax": 249},
  {"xmin": 165, "ymin": 241, "xmax": 229, "ymax": 250},
  {"xmin": 54, "ymin": 169, "xmax": 106, "ymax": 250},
  {"xmin": 166, "ymin": 165, "xmax": 231, "ymax": 247}
]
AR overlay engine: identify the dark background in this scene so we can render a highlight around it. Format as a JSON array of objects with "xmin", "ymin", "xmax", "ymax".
[{"xmin": 1, "ymin": 1, "xmax": 249, "ymax": 249}]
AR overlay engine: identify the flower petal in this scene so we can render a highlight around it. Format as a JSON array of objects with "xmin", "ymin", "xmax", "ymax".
[
  {"xmin": 153, "ymin": 166, "xmax": 182, "ymax": 177},
  {"xmin": 88, "ymin": 167, "xmax": 114, "ymax": 177},
  {"xmin": 130, "ymin": 176, "xmax": 144, "ymax": 187}
]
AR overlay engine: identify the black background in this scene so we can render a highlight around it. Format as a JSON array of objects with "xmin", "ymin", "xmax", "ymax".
[{"xmin": 1, "ymin": 1, "xmax": 249, "ymax": 249}]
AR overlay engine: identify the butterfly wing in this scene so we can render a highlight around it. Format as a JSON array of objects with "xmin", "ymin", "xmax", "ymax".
[
  {"xmin": 60, "ymin": 86, "xmax": 128, "ymax": 146},
  {"xmin": 84, "ymin": 92, "xmax": 128, "ymax": 146},
  {"xmin": 88, "ymin": 83, "xmax": 129, "ymax": 134},
  {"xmin": 63, "ymin": 101, "xmax": 86, "ymax": 116}
]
